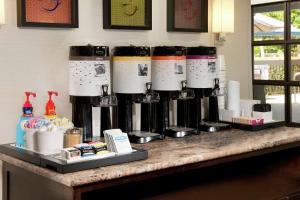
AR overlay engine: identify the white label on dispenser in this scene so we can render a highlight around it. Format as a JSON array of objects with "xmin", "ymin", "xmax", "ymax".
[
  {"xmin": 69, "ymin": 60, "xmax": 111, "ymax": 96},
  {"xmin": 113, "ymin": 57, "xmax": 151, "ymax": 94},
  {"xmin": 186, "ymin": 56, "xmax": 217, "ymax": 89},
  {"xmin": 152, "ymin": 56, "xmax": 186, "ymax": 91}
]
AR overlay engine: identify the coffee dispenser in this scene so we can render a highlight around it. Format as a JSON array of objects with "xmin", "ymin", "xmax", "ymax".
[
  {"xmin": 113, "ymin": 46, "xmax": 162, "ymax": 143},
  {"xmin": 152, "ymin": 46, "xmax": 197, "ymax": 138},
  {"xmin": 186, "ymin": 46, "xmax": 230, "ymax": 132},
  {"xmin": 69, "ymin": 45, "xmax": 117, "ymax": 142}
]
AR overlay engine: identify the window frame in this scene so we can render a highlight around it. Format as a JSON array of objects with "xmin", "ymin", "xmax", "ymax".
[{"xmin": 252, "ymin": 0, "xmax": 300, "ymax": 127}]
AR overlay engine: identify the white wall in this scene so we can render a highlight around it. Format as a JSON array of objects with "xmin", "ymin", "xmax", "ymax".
[
  {"xmin": 0, "ymin": 0, "xmax": 251, "ymax": 198},
  {"xmin": 219, "ymin": 0, "xmax": 252, "ymax": 99}
]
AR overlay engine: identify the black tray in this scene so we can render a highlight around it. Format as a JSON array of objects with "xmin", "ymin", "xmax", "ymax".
[
  {"xmin": 220, "ymin": 121, "xmax": 285, "ymax": 131},
  {"xmin": 0, "ymin": 144, "xmax": 148, "ymax": 174}
]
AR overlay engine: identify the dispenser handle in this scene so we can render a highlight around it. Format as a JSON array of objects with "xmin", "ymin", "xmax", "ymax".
[
  {"xmin": 146, "ymin": 82, "xmax": 152, "ymax": 92},
  {"xmin": 214, "ymin": 78, "xmax": 220, "ymax": 89},
  {"xmin": 102, "ymin": 84, "xmax": 109, "ymax": 96},
  {"xmin": 181, "ymin": 80, "xmax": 187, "ymax": 90},
  {"xmin": 212, "ymin": 79, "xmax": 220, "ymax": 96}
]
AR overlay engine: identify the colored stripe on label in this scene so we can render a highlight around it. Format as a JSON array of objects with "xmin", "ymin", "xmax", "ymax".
[
  {"xmin": 113, "ymin": 56, "xmax": 151, "ymax": 61},
  {"xmin": 152, "ymin": 56, "xmax": 186, "ymax": 61},
  {"xmin": 186, "ymin": 56, "xmax": 217, "ymax": 59}
]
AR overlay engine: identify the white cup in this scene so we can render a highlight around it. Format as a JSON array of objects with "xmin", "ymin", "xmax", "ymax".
[
  {"xmin": 25, "ymin": 128, "xmax": 38, "ymax": 151},
  {"xmin": 35, "ymin": 129, "xmax": 65, "ymax": 155}
]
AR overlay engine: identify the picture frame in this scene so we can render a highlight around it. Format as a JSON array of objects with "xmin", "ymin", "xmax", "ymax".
[
  {"xmin": 17, "ymin": 0, "xmax": 79, "ymax": 28},
  {"xmin": 167, "ymin": 0, "xmax": 208, "ymax": 32},
  {"xmin": 103, "ymin": 0, "xmax": 152, "ymax": 30}
]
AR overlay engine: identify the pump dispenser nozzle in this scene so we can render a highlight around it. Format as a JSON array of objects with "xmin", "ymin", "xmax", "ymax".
[
  {"xmin": 45, "ymin": 91, "xmax": 58, "ymax": 118},
  {"xmin": 22, "ymin": 92, "xmax": 36, "ymax": 117}
]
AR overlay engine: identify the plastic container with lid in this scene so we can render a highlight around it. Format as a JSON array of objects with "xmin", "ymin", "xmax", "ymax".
[
  {"xmin": 151, "ymin": 46, "xmax": 187, "ymax": 91},
  {"xmin": 186, "ymin": 46, "xmax": 217, "ymax": 89},
  {"xmin": 113, "ymin": 46, "xmax": 151, "ymax": 94},
  {"xmin": 64, "ymin": 128, "xmax": 83, "ymax": 148}
]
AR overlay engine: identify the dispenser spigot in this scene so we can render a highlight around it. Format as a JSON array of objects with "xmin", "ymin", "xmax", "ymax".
[
  {"xmin": 178, "ymin": 80, "xmax": 195, "ymax": 100},
  {"xmin": 212, "ymin": 78, "xmax": 220, "ymax": 96},
  {"xmin": 146, "ymin": 82, "xmax": 152, "ymax": 93},
  {"xmin": 214, "ymin": 78, "xmax": 220, "ymax": 90},
  {"xmin": 142, "ymin": 82, "xmax": 160, "ymax": 104},
  {"xmin": 181, "ymin": 80, "xmax": 187, "ymax": 90},
  {"xmin": 102, "ymin": 84, "xmax": 109, "ymax": 96},
  {"xmin": 99, "ymin": 85, "xmax": 118, "ymax": 107},
  {"xmin": 180, "ymin": 81, "xmax": 188, "ymax": 99}
]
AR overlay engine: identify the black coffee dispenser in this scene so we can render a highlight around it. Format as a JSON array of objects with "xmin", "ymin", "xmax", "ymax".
[
  {"xmin": 69, "ymin": 45, "xmax": 117, "ymax": 142},
  {"xmin": 152, "ymin": 46, "xmax": 197, "ymax": 138},
  {"xmin": 113, "ymin": 46, "xmax": 162, "ymax": 143},
  {"xmin": 185, "ymin": 46, "xmax": 230, "ymax": 132}
]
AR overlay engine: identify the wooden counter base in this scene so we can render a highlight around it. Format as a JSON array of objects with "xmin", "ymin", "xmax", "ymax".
[{"xmin": 3, "ymin": 141, "xmax": 300, "ymax": 200}]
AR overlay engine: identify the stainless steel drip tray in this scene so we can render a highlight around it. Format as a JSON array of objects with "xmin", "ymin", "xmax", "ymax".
[
  {"xmin": 199, "ymin": 122, "xmax": 231, "ymax": 133},
  {"xmin": 128, "ymin": 131, "xmax": 163, "ymax": 144},
  {"xmin": 166, "ymin": 126, "xmax": 198, "ymax": 138}
]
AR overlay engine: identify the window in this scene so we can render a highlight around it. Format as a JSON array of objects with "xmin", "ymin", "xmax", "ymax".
[{"xmin": 252, "ymin": 0, "xmax": 300, "ymax": 126}]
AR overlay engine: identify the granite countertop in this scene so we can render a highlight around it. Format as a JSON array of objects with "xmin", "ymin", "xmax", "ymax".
[{"xmin": 1, "ymin": 127, "xmax": 300, "ymax": 187}]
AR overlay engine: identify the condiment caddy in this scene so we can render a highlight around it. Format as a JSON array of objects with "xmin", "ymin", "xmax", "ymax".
[
  {"xmin": 0, "ymin": 143, "xmax": 148, "ymax": 173},
  {"xmin": 0, "ymin": 128, "xmax": 148, "ymax": 173}
]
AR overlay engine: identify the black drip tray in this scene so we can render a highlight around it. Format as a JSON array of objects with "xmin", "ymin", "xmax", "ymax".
[{"xmin": 0, "ymin": 144, "xmax": 148, "ymax": 174}]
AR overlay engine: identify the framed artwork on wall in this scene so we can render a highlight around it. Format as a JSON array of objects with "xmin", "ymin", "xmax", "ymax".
[
  {"xmin": 17, "ymin": 0, "xmax": 79, "ymax": 28},
  {"xmin": 103, "ymin": 0, "xmax": 152, "ymax": 30},
  {"xmin": 167, "ymin": 0, "xmax": 208, "ymax": 32}
]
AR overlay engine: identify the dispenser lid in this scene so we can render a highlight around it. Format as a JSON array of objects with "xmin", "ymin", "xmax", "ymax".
[
  {"xmin": 152, "ymin": 46, "xmax": 186, "ymax": 56},
  {"xmin": 113, "ymin": 46, "xmax": 150, "ymax": 56},
  {"xmin": 187, "ymin": 46, "xmax": 217, "ymax": 56},
  {"xmin": 70, "ymin": 45, "xmax": 109, "ymax": 57}
]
